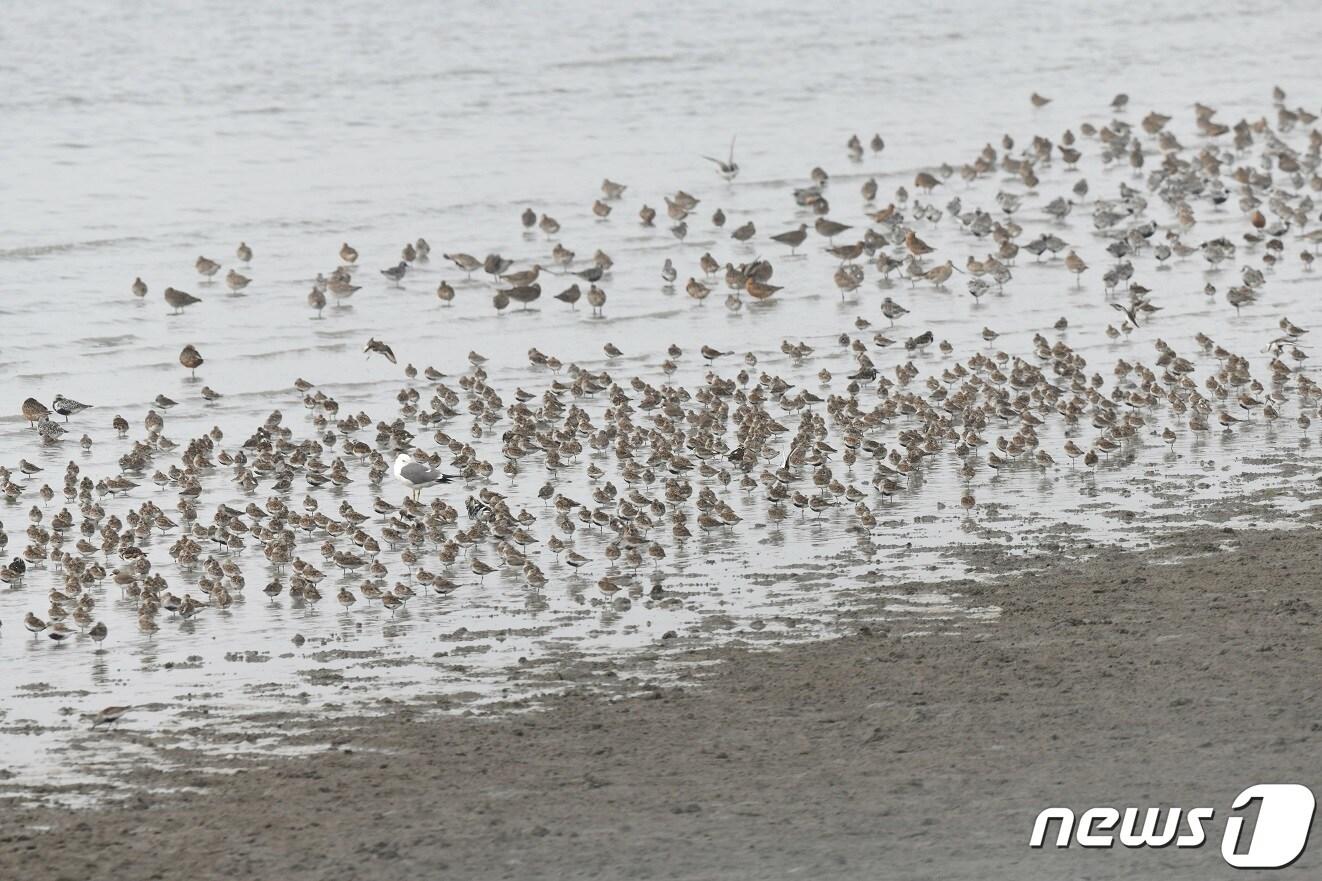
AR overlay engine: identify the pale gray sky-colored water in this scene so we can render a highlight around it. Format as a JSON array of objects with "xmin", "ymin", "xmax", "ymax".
[
  {"xmin": 1, "ymin": 0, "xmax": 1318, "ymax": 392},
  {"xmin": 2, "ymin": 0, "xmax": 1319, "ymax": 249},
  {"xmin": 1, "ymin": 0, "xmax": 1321, "ymax": 798}
]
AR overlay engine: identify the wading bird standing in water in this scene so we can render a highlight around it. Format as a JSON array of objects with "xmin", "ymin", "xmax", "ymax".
[{"xmin": 393, "ymin": 453, "xmax": 455, "ymax": 501}]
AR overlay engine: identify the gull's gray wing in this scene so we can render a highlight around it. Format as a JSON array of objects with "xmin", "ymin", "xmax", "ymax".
[{"xmin": 399, "ymin": 462, "xmax": 439, "ymax": 484}]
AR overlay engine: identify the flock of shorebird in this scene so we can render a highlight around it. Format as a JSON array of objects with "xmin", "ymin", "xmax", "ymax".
[{"xmin": 4, "ymin": 89, "xmax": 1321, "ymax": 723}]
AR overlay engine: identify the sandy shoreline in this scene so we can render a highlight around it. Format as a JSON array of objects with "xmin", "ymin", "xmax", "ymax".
[{"xmin": 5, "ymin": 522, "xmax": 1322, "ymax": 880}]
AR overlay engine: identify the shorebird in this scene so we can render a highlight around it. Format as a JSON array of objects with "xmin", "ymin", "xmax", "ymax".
[
  {"xmin": 555, "ymin": 284, "xmax": 581, "ymax": 308},
  {"xmin": 827, "ymin": 241, "xmax": 865, "ymax": 263},
  {"xmin": 501, "ymin": 264, "xmax": 543, "ymax": 286},
  {"xmin": 437, "ymin": 280, "xmax": 456, "ymax": 306},
  {"xmin": 51, "ymin": 395, "xmax": 91, "ymax": 421},
  {"xmin": 731, "ymin": 221, "xmax": 756, "ymax": 241},
  {"xmin": 700, "ymin": 346, "xmax": 729, "ymax": 363},
  {"xmin": 195, "ymin": 256, "xmax": 221, "ymax": 281},
  {"xmin": 37, "ymin": 415, "xmax": 66, "ymax": 442},
  {"xmin": 904, "ymin": 230, "xmax": 934, "ymax": 258},
  {"xmin": 833, "ymin": 266, "xmax": 863, "ymax": 298},
  {"xmin": 661, "ymin": 259, "xmax": 677, "ymax": 284},
  {"xmin": 551, "ymin": 243, "xmax": 575, "ymax": 268},
  {"xmin": 21, "ymin": 398, "xmax": 49, "ymax": 427},
  {"xmin": 924, "ymin": 260, "xmax": 957, "ymax": 288},
  {"xmin": 746, "ymin": 279, "xmax": 782, "ymax": 300},
  {"xmin": 880, "ymin": 297, "xmax": 909, "ymax": 326},
  {"xmin": 815, "ymin": 217, "xmax": 852, "ymax": 242},
  {"xmin": 340, "ymin": 242, "xmax": 358, "ymax": 264},
  {"xmin": 471, "ymin": 557, "xmax": 496, "ymax": 582},
  {"xmin": 914, "ymin": 171, "xmax": 940, "ymax": 193},
  {"xmin": 236, "ymin": 241, "xmax": 252, "ymax": 263},
  {"xmin": 503, "ymin": 283, "xmax": 541, "ymax": 309},
  {"xmin": 586, "ymin": 284, "xmax": 607, "ymax": 316},
  {"xmin": 1044, "ymin": 196, "xmax": 1072, "ymax": 220},
  {"xmin": 82, "ymin": 705, "xmax": 131, "ymax": 729},
  {"xmin": 307, "ymin": 286, "xmax": 326, "ymax": 317},
  {"xmin": 1280, "ymin": 317, "xmax": 1307, "ymax": 338},
  {"xmin": 328, "ymin": 278, "xmax": 359, "ymax": 305},
  {"xmin": 225, "ymin": 269, "xmax": 251, "ymax": 293},
  {"xmin": 365, "ymin": 338, "xmax": 397, "ymax": 364},
  {"xmin": 1064, "ymin": 250, "xmax": 1088, "ymax": 284},
  {"xmin": 163, "ymin": 286, "xmax": 201, "ymax": 314},
  {"xmin": 1226, "ymin": 287, "xmax": 1256, "ymax": 316},
  {"xmin": 179, "ymin": 344, "xmax": 204, "ymax": 377},
  {"xmin": 771, "ymin": 224, "xmax": 808, "ymax": 254},
  {"xmin": 131, "ymin": 277, "xmax": 147, "ymax": 297},
  {"xmin": 1110, "ymin": 301, "xmax": 1142, "ymax": 328},
  {"xmin": 703, "ymin": 137, "xmax": 739, "ymax": 181},
  {"xmin": 380, "ymin": 261, "xmax": 408, "ymax": 287},
  {"xmin": 484, "ymin": 254, "xmax": 514, "ymax": 279},
  {"xmin": 445, "ymin": 252, "xmax": 481, "ymax": 277}
]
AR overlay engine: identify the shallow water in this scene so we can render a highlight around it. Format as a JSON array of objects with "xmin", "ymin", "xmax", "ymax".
[{"xmin": 3, "ymin": 0, "xmax": 1322, "ymax": 800}]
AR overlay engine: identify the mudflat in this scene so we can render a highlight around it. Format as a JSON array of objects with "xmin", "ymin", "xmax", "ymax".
[{"xmin": 5, "ymin": 525, "xmax": 1319, "ymax": 881}]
